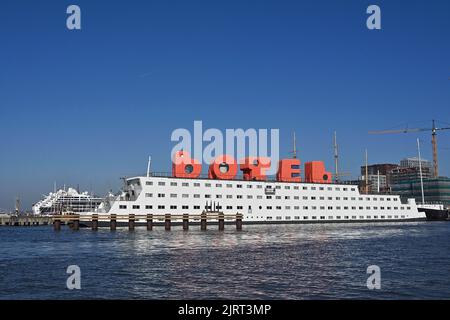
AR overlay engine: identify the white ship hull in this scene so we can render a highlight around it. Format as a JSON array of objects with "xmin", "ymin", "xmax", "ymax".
[{"xmin": 88, "ymin": 175, "xmax": 426, "ymax": 223}]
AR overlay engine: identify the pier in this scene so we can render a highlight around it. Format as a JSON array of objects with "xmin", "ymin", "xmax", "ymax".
[
  {"xmin": 0, "ymin": 214, "xmax": 52, "ymax": 227},
  {"xmin": 50, "ymin": 212, "xmax": 244, "ymax": 231}
]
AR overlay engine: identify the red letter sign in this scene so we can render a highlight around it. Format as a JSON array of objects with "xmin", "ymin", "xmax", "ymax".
[
  {"xmin": 172, "ymin": 151, "xmax": 202, "ymax": 178},
  {"xmin": 276, "ymin": 159, "xmax": 301, "ymax": 182},
  {"xmin": 304, "ymin": 161, "xmax": 331, "ymax": 184},
  {"xmin": 239, "ymin": 157, "xmax": 271, "ymax": 181},
  {"xmin": 208, "ymin": 154, "xmax": 238, "ymax": 180}
]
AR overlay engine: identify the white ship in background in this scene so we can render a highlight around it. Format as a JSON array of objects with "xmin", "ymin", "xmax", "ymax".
[{"xmin": 32, "ymin": 187, "xmax": 103, "ymax": 215}]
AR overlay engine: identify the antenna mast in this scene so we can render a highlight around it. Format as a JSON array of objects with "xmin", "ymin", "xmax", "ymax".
[
  {"xmin": 377, "ymin": 170, "xmax": 380, "ymax": 193},
  {"xmin": 292, "ymin": 131, "xmax": 297, "ymax": 159},
  {"xmin": 365, "ymin": 149, "xmax": 369, "ymax": 194},
  {"xmin": 15, "ymin": 196, "xmax": 20, "ymax": 215},
  {"xmin": 333, "ymin": 131, "xmax": 339, "ymax": 183},
  {"xmin": 147, "ymin": 156, "xmax": 152, "ymax": 177}
]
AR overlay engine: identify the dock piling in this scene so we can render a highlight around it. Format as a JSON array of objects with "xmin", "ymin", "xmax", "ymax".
[
  {"xmin": 236, "ymin": 213, "xmax": 242, "ymax": 231},
  {"xmin": 92, "ymin": 214, "xmax": 98, "ymax": 231},
  {"xmin": 146, "ymin": 214, "xmax": 153, "ymax": 231},
  {"xmin": 165, "ymin": 214, "xmax": 171, "ymax": 231},
  {"xmin": 73, "ymin": 215, "xmax": 80, "ymax": 231},
  {"xmin": 182, "ymin": 214, "xmax": 189, "ymax": 230},
  {"xmin": 128, "ymin": 214, "xmax": 135, "ymax": 231},
  {"xmin": 110, "ymin": 214, "xmax": 117, "ymax": 231},
  {"xmin": 201, "ymin": 212, "xmax": 207, "ymax": 230},
  {"xmin": 53, "ymin": 219, "xmax": 61, "ymax": 231},
  {"xmin": 218, "ymin": 213, "xmax": 225, "ymax": 231}
]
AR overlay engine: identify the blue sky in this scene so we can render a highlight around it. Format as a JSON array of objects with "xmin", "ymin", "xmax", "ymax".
[{"xmin": 0, "ymin": 0, "xmax": 449, "ymax": 211}]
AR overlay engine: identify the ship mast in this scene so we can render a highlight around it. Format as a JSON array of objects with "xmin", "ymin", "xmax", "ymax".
[
  {"xmin": 15, "ymin": 196, "xmax": 20, "ymax": 215},
  {"xmin": 333, "ymin": 131, "xmax": 339, "ymax": 183},
  {"xmin": 431, "ymin": 120, "xmax": 439, "ymax": 177},
  {"xmin": 147, "ymin": 156, "xmax": 152, "ymax": 177},
  {"xmin": 377, "ymin": 170, "xmax": 380, "ymax": 193},
  {"xmin": 365, "ymin": 149, "xmax": 369, "ymax": 194},
  {"xmin": 292, "ymin": 131, "xmax": 297, "ymax": 159},
  {"xmin": 417, "ymin": 138, "xmax": 425, "ymax": 205}
]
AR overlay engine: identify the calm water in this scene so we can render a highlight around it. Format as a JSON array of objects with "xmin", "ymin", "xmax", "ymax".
[{"xmin": 1, "ymin": 222, "xmax": 450, "ymax": 299}]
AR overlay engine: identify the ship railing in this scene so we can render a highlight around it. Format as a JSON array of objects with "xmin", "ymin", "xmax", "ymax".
[
  {"xmin": 123, "ymin": 171, "xmax": 360, "ymax": 186},
  {"xmin": 416, "ymin": 201, "xmax": 446, "ymax": 208},
  {"xmin": 119, "ymin": 196, "xmax": 138, "ymax": 201},
  {"xmin": 420, "ymin": 201, "xmax": 445, "ymax": 205}
]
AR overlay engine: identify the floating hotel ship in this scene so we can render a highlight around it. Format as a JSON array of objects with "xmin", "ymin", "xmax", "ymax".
[
  {"xmin": 89, "ymin": 150, "xmax": 427, "ymax": 223},
  {"xmin": 32, "ymin": 187, "xmax": 103, "ymax": 215}
]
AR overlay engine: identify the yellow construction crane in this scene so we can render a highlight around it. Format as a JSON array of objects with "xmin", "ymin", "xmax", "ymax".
[{"xmin": 369, "ymin": 120, "xmax": 450, "ymax": 178}]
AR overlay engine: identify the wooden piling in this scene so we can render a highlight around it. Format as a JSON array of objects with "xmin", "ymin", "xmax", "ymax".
[
  {"xmin": 146, "ymin": 214, "xmax": 153, "ymax": 231},
  {"xmin": 73, "ymin": 215, "xmax": 80, "ymax": 231},
  {"xmin": 236, "ymin": 213, "xmax": 242, "ymax": 231},
  {"xmin": 218, "ymin": 213, "xmax": 225, "ymax": 231},
  {"xmin": 53, "ymin": 219, "xmax": 61, "ymax": 231},
  {"xmin": 182, "ymin": 214, "xmax": 189, "ymax": 230},
  {"xmin": 128, "ymin": 214, "xmax": 135, "ymax": 231},
  {"xmin": 165, "ymin": 214, "xmax": 171, "ymax": 231},
  {"xmin": 110, "ymin": 214, "xmax": 117, "ymax": 231},
  {"xmin": 92, "ymin": 214, "xmax": 98, "ymax": 231},
  {"xmin": 201, "ymin": 212, "xmax": 207, "ymax": 230}
]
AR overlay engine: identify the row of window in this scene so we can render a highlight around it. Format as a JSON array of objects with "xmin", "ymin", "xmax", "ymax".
[
  {"xmin": 145, "ymin": 192, "xmax": 397, "ymax": 202},
  {"xmin": 262, "ymin": 215, "xmax": 406, "ymax": 220},
  {"xmin": 119, "ymin": 204, "xmax": 410, "ymax": 211},
  {"xmin": 146, "ymin": 180, "xmax": 357, "ymax": 192},
  {"xmin": 116, "ymin": 205, "xmax": 407, "ymax": 220}
]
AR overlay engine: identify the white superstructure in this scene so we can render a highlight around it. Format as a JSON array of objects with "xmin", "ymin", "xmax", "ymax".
[
  {"xmin": 92, "ymin": 174, "xmax": 426, "ymax": 223},
  {"xmin": 32, "ymin": 188, "xmax": 103, "ymax": 215}
]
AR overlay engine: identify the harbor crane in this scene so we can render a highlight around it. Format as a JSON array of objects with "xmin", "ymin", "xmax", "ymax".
[{"xmin": 369, "ymin": 120, "xmax": 450, "ymax": 178}]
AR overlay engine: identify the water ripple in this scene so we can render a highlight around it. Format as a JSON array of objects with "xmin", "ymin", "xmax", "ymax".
[{"xmin": 0, "ymin": 222, "xmax": 449, "ymax": 299}]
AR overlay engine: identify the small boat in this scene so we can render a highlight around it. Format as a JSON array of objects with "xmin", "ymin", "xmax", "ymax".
[
  {"xmin": 414, "ymin": 140, "xmax": 449, "ymax": 221},
  {"xmin": 417, "ymin": 203, "xmax": 449, "ymax": 221}
]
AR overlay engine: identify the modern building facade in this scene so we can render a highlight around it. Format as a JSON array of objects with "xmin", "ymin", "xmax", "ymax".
[
  {"xmin": 391, "ymin": 177, "xmax": 450, "ymax": 206},
  {"xmin": 390, "ymin": 167, "xmax": 432, "ymax": 185},
  {"xmin": 360, "ymin": 164, "xmax": 399, "ymax": 193},
  {"xmin": 361, "ymin": 164, "xmax": 400, "ymax": 176},
  {"xmin": 400, "ymin": 157, "xmax": 433, "ymax": 173}
]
